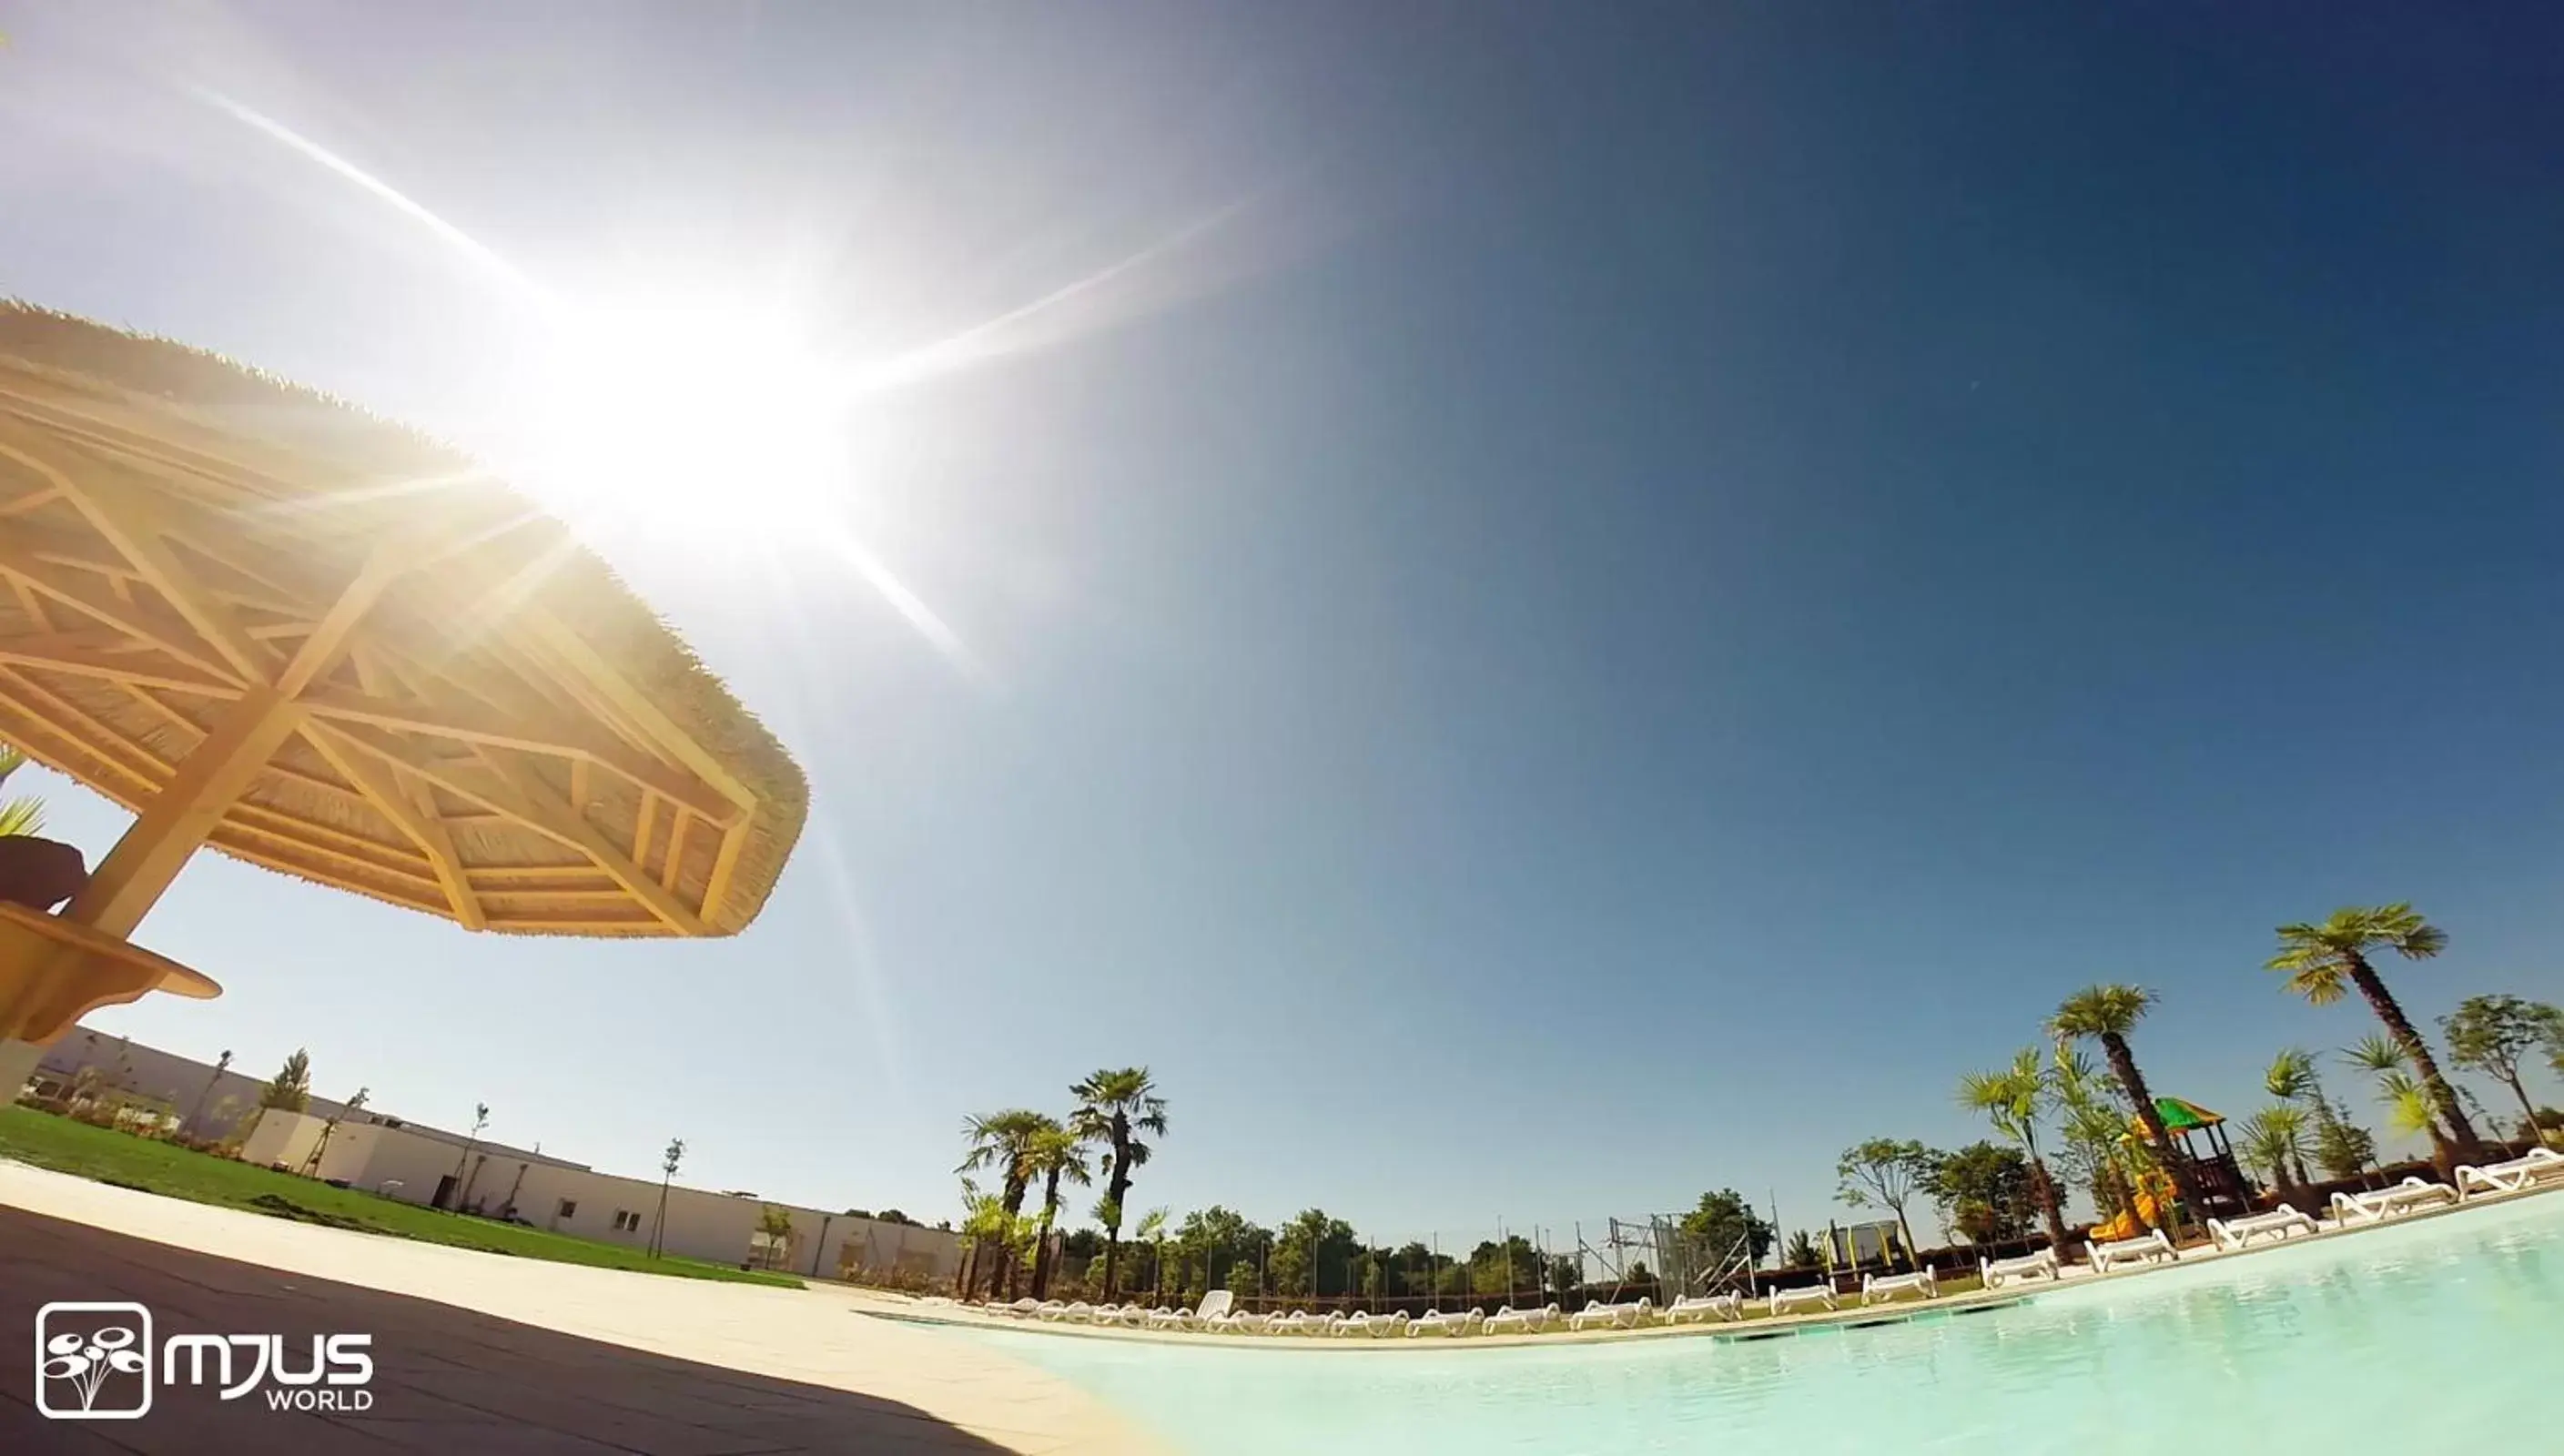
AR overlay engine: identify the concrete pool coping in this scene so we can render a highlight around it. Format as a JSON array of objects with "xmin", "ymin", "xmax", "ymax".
[{"xmin": 861, "ymin": 1178, "xmax": 2564, "ymax": 1352}]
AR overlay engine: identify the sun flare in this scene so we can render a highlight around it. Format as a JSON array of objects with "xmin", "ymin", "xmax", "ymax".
[{"xmin": 520, "ymin": 296, "xmax": 856, "ymax": 541}]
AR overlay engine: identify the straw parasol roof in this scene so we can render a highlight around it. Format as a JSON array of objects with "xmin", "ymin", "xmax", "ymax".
[{"xmin": 0, "ymin": 303, "xmax": 806, "ymax": 937}]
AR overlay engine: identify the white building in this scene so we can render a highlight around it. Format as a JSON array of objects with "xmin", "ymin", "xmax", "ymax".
[{"xmin": 29, "ymin": 1036, "xmax": 958, "ymax": 1283}]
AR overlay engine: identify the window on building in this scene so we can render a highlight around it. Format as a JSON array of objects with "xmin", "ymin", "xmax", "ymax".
[
  {"xmin": 613, "ymin": 1210, "xmax": 641, "ymax": 1232},
  {"xmin": 557, "ymin": 1199, "xmax": 577, "ymax": 1219}
]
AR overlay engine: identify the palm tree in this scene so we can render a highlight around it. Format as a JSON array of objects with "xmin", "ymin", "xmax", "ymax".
[
  {"xmin": 2264, "ymin": 1048, "xmax": 2337, "ymax": 1142},
  {"xmin": 2341, "ymin": 1035, "xmax": 2455, "ymax": 1158},
  {"xmin": 1, "ymin": 744, "xmax": 46, "ymax": 836},
  {"xmin": 1957, "ymin": 1047, "xmax": 2072, "ymax": 1253},
  {"xmin": 1132, "ymin": 1207, "xmax": 1171, "ymax": 1304},
  {"xmin": 1023, "ymin": 1126, "xmax": 1093, "ymax": 1298},
  {"xmin": 2235, "ymin": 1107, "xmax": 2312, "ymax": 1193},
  {"xmin": 2265, "ymin": 904, "xmax": 2480, "ymax": 1158},
  {"xmin": 2048, "ymin": 985, "xmax": 2203, "ymax": 1225},
  {"xmin": 1069, "ymin": 1067, "xmax": 1169, "ymax": 1297},
  {"xmin": 958, "ymin": 1110, "xmax": 1058, "ymax": 1297}
]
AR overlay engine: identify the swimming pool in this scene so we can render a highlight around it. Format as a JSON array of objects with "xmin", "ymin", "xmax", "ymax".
[{"xmin": 958, "ymin": 1193, "xmax": 2564, "ymax": 1454}]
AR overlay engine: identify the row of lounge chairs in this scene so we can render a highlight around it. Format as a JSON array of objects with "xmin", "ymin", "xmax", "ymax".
[{"xmin": 961, "ymin": 1152, "xmax": 2563, "ymax": 1339}]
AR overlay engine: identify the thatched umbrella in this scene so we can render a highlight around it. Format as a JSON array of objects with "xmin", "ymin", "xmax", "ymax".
[{"xmin": 0, "ymin": 304, "xmax": 807, "ymax": 1080}]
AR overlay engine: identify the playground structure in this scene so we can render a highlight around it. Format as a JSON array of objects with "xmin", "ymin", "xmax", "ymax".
[
  {"xmin": 2130, "ymin": 1097, "xmax": 2254, "ymax": 1220},
  {"xmin": 1812, "ymin": 1219, "xmax": 1914, "ymax": 1278},
  {"xmin": 2087, "ymin": 1168, "xmax": 2177, "ymax": 1243}
]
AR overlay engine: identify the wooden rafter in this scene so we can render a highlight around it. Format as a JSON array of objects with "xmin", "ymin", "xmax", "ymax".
[
  {"xmin": 0, "ymin": 541, "xmax": 245, "ymax": 683},
  {"xmin": 295, "ymin": 685, "xmax": 734, "ymax": 824},
  {"xmin": 311, "ymin": 720, "xmax": 708, "ymax": 935},
  {"xmin": 41, "ymin": 456, "xmax": 279, "ymax": 684},
  {"xmin": 658, "ymin": 809, "xmax": 690, "ymax": 893},
  {"xmin": 204, "ymin": 829, "xmax": 451, "ymax": 915},
  {"xmin": 0, "ymin": 664, "xmax": 168, "ymax": 788},
  {"xmin": 523, "ymin": 612, "xmax": 755, "ymax": 817},
  {"xmin": 298, "ymin": 723, "xmax": 485, "ymax": 931},
  {"xmin": 468, "ymin": 744, "xmax": 708, "ymax": 935},
  {"xmin": 0, "ymin": 628, "xmax": 242, "ymax": 696},
  {"xmin": 699, "ymin": 822, "xmax": 749, "ymax": 925}
]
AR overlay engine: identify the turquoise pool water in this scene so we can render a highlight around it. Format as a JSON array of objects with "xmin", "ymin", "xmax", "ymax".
[{"xmin": 959, "ymin": 1193, "xmax": 2564, "ymax": 1454}]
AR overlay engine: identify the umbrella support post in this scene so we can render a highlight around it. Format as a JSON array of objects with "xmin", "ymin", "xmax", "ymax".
[{"xmin": 66, "ymin": 687, "xmax": 307, "ymax": 940}]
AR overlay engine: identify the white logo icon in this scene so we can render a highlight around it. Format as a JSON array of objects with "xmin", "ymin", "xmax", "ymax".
[
  {"xmin": 35, "ymin": 1302, "xmax": 375, "ymax": 1420},
  {"xmin": 35, "ymin": 1302, "xmax": 154, "ymax": 1420}
]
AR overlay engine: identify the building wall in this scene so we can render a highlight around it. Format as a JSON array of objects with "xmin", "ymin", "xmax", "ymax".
[
  {"xmin": 36, "ymin": 1031, "xmax": 959, "ymax": 1282},
  {"xmin": 35, "ymin": 1036, "xmax": 354, "ymax": 1143},
  {"xmin": 238, "ymin": 1107, "xmax": 327, "ymax": 1170}
]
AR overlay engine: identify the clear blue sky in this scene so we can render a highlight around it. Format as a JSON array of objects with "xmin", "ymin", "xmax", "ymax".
[{"xmin": 6, "ymin": 3, "xmax": 2563, "ymax": 1248}]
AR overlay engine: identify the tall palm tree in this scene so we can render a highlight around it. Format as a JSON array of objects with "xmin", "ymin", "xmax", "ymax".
[
  {"xmin": 2051, "ymin": 1046, "xmax": 2139, "ymax": 1224},
  {"xmin": 2048, "ymin": 985, "xmax": 2203, "ymax": 1224},
  {"xmin": 1070, "ymin": 1067, "xmax": 1169, "ymax": 1297},
  {"xmin": 957, "ymin": 1109, "xmax": 1054, "ymax": 1297},
  {"xmin": 1956, "ymin": 1047, "xmax": 2071, "ymax": 1253},
  {"xmin": 1023, "ymin": 1126, "xmax": 1093, "ymax": 1298},
  {"xmin": 2266, "ymin": 904, "xmax": 2481, "ymax": 1158}
]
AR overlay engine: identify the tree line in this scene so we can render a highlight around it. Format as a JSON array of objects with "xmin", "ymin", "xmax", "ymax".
[{"xmin": 957, "ymin": 904, "xmax": 2563, "ymax": 1305}]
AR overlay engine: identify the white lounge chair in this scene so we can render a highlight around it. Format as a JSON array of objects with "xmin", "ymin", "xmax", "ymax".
[
  {"xmin": 1333, "ymin": 1310, "xmax": 1405, "ymax": 1338},
  {"xmin": 1178, "ymin": 1290, "xmax": 1236, "ymax": 1330},
  {"xmin": 1484, "ymin": 1303, "xmax": 1562, "ymax": 1334},
  {"xmin": 1144, "ymin": 1304, "xmax": 1191, "ymax": 1329},
  {"xmin": 2331, "ymin": 1177, "xmax": 2459, "ymax": 1226},
  {"xmin": 989, "ymin": 1298, "xmax": 1041, "ymax": 1319},
  {"xmin": 1214, "ymin": 1308, "xmax": 1272, "ymax": 1335},
  {"xmin": 1049, "ymin": 1301, "xmax": 1091, "ymax": 1323},
  {"xmin": 2206, "ymin": 1205, "xmax": 2319, "ymax": 1250},
  {"xmin": 1979, "ymin": 1249, "xmax": 2060, "ymax": 1289},
  {"xmin": 1270, "ymin": 1309, "xmax": 1328, "ymax": 1336},
  {"xmin": 1110, "ymin": 1304, "xmax": 1152, "ymax": 1328},
  {"xmin": 1768, "ymin": 1283, "xmax": 1838, "ymax": 1316},
  {"xmin": 2457, "ymin": 1147, "xmax": 2564, "ymax": 1198},
  {"xmin": 1664, "ymin": 1292, "xmax": 1744, "ymax": 1325},
  {"xmin": 2087, "ymin": 1229, "xmax": 2176, "ymax": 1272},
  {"xmin": 1567, "ymin": 1298, "xmax": 1655, "ymax": 1330},
  {"xmin": 1409, "ymin": 1308, "xmax": 1484, "ymax": 1337},
  {"xmin": 1860, "ymin": 1269, "xmax": 1939, "ymax": 1305}
]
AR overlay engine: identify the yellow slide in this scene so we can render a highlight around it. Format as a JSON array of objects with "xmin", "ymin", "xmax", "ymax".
[{"xmin": 2089, "ymin": 1172, "xmax": 2174, "ymax": 1242}]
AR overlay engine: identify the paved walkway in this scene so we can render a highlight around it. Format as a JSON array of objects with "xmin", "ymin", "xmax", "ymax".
[{"xmin": 0, "ymin": 1162, "xmax": 1160, "ymax": 1456}]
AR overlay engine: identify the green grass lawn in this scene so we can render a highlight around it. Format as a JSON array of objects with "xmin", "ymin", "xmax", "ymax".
[{"xmin": 0, "ymin": 1106, "xmax": 801, "ymax": 1289}]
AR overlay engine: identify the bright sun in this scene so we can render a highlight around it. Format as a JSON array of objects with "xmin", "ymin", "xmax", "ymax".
[{"xmin": 521, "ymin": 296, "xmax": 856, "ymax": 542}]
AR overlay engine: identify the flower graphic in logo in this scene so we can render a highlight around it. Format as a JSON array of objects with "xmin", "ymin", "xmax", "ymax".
[
  {"xmin": 42, "ymin": 1323, "xmax": 146, "ymax": 1410},
  {"xmin": 35, "ymin": 1304, "xmax": 154, "ymax": 1419}
]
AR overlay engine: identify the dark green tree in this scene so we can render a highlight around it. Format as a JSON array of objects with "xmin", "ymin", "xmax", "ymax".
[
  {"xmin": 1835, "ymin": 1138, "xmax": 1935, "ymax": 1264},
  {"xmin": 2441, "ymin": 995, "xmax": 2564, "ymax": 1141},
  {"xmin": 1927, "ymin": 1141, "xmax": 2034, "ymax": 1242},
  {"xmin": 1677, "ymin": 1188, "xmax": 1776, "ymax": 1268}
]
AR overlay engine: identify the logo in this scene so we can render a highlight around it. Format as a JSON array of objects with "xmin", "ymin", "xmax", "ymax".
[
  {"xmin": 35, "ymin": 1303, "xmax": 153, "ymax": 1420},
  {"xmin": 35, "ymin": 1302, "xmax": 373, "ymax": 1421}
]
